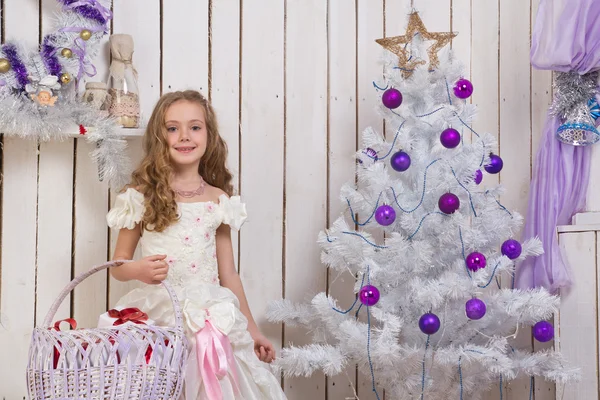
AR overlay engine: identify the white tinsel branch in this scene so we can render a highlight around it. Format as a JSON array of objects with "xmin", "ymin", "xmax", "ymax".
[{"xmin": 273, "ymin": 344, "xmax": 347, "ymax": 378}]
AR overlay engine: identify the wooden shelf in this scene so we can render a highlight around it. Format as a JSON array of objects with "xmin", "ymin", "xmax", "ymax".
[
  {"xmin": 63, "ymin": 123, "xmax": 145, "ymax": 138},
  {"xmin": 557, "ymin": 212, "xmax": 600, "ymax": 233},
  {"xmin": 557, "ymin": 224, "xmax": 600, "ymax": 233}
]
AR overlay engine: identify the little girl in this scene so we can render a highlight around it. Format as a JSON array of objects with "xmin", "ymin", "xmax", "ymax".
[{"xmin": 107, "ymin": 90, "xmax": 287, "ymax": 400}]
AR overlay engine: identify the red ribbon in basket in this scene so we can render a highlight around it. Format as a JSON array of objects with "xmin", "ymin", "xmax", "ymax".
[
  {"xmin": 50, "ymin": 318, "xmax": 77, "ymax": 369},
  {"xmin": 144, "ymin": 339, "xmax": 170, "ymax": 364},
  {"xmin": 107, "ymin": 307, "xmax": 149, "ymax": 326},
  {"xmin": 51, "ymin": 318, "xmax": 125, "ymax": 368}
]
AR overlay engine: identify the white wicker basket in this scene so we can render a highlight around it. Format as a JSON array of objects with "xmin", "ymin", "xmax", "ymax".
[{"xmin": 26, "ymin": 261, "xmax": 189, "ymax": 400}]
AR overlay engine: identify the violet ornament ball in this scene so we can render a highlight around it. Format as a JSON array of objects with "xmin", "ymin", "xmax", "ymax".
[
  {"xmin": 375, "ymin": 204, "xmax": 396, "ymax": 226},
  {"xmin": 438, "ymin": 193, "xmax": 460, "ymax": 214},
  {"xmin": 382, "ymin": 88, "xmax": 403, "ymax": 109},
  {"xmin": 465, "ymin": 298, "xmax": 487, "ymax": 320},
  {"xmin": 533, "ymin": 321, "xmax": 554, "ymax": 342},
  {"xmin": 440, "ymin": 128, "xmax": 461, "ymax": 149},
  {"xmin": 419, "ymin": 313, "xmax": 441, "ymax": 335},
  {"xmin": 466, "ymin": 252, "xmax": 487, "ymax": 271},
  {"xmin": 453, "ymin": 78, "xmax": 474, "ymax": 99},
  {"xmin": 359, "ymin": 285, "xmax": 380, "ymax": 306},
  {"xmin": 391, "ymin": 151, "xmax": 411, "ymax": 172},
  {"xmin": 484, "ymin": 154, "xmax": 503, "ymax": 174},
  {"xmin": 501, "ymin": 239, "xmax": 522, "ymax": 260},
  {"xmin": 364, "ymin": 147, "xmax": 378, "ymax": 161},
  {"xmin": 474, "ymin": 169, "xmax": 483, "ymax": 185}
]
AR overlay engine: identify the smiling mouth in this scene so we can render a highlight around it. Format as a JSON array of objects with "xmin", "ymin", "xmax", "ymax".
[{"xmin": 175, "ymin": 147, "xmax": 196, "ymax": 153}]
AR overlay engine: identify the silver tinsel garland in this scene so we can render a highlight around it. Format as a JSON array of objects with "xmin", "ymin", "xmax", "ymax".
[
  {"xmin": 0, "ymin": 0, "xmax": 131, "ymax": 188},
  {"xmin": 0, "ymin": 89, "xmax": 131, "ymax": 189}
]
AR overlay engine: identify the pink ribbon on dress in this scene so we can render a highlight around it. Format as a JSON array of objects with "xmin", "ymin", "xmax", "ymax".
[{"xmin": 195, "ymin": 319, "xmax": 240, "ymax": 400}]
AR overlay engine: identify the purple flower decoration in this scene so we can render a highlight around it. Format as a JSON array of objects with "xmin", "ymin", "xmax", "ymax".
[
  {"xmin": 2, "ymin": 44, "xmax": 29, "ymax": 88},
  {"xmin": 57, "ymin": 0, "xmax": 112, "ymax": 25},
  {"xmin": 41, "ymin": 36, "xmax": 62, "ymax": 77}
]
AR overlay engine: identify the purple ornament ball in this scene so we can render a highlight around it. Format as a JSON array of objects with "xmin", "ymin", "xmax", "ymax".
[
  {"xmin": 391, "ymin": 151, "xmax": 411, "ymax": 172},
  {"xmin": 501, "ymin": 239, "xmax": 522, "ymax": 260},
  {"xmin": 465, "ymin": 252, "xmax": 487, "ymax": 271},
  {"xmin": 474, "ymin": 169, "xmax": 483, "ymax": 185},
  {"xmin": 465, "ymin": 298, "xmax": 487, "ymax": 320},
  {"xmin": 382, "ymin": 88, "xmax": 403, "ymax": 109},
  {"xmin": 375, "ymin": 204, "xmax": 396, "ymax": 226},
  {"xmin": 453, "ymin": 78, "xmax": 474, "ymax": 99},
  {"xmin": 419, "ymin": 313, "xmax": 441, "ymax": 335},
  {"xmin": 440, "ymin": 128, "xmax": 461, "ymax": 149},
  {"xmin": 533, "ymin": 321, "xmax": 554, "ymax": 342},
  {"xmin": 359, "ymin": 285, "xmax": 380, "ymax": 306},
  {"xmin": 438, "ymin": 193, "xmax": 460, "ymax": 214},
  {"xmin": 364, "ymin": 147, "xmax": 378, "ymax": 161},
  {"xmin": 484, "ymin": 154, "xmax": 503, "ymax": 174}
]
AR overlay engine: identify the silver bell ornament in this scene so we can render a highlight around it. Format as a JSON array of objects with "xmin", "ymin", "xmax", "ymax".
[
  {"xmin": 556, "ymin": 101, "xmax": 600, "ymax": 146},
  {"xmin": 551, "ymin": 71, "xmax": 600, "ymax": 146}
]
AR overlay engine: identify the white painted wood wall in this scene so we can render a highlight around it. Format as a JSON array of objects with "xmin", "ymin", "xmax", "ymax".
[
  {"xmin": 555, "ymin": 225, "xmax": 598, "ymax": 400},
  {"xmin": 0, "ymin": 0, "xmax": 588, "ymax": 399}
]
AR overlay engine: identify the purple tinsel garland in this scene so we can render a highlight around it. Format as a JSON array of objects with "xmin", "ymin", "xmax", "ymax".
[
  {"xmin": 56, "ymin": 0, "xmax": 109, "ymax": 25},
  {"xmin": 3, "ymin": 44, "xmax": 29, "ymax": 88},
  {"xmin": 41, "ymin": 36, "xmax": 62, "ymax": 77}
]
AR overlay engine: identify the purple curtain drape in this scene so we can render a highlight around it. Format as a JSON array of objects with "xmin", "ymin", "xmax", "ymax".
[{"xmin": 515, "ymin": 0, "xmax": 600, "ymax": 293}]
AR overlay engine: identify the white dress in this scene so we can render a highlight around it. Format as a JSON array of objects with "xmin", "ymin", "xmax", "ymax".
[{"xmin": 107, "ymin": 188, "xmax": 287, "ymax": 400}]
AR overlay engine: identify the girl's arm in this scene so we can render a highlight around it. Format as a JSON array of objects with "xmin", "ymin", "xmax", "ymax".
[
  {"xmin": 216, "ymin": 223, "xmax": 275, "ymax": 362},
  {"xmin": 216, "ymin": 223, "xmax": 260, "ymax": 334},
  {"xmin": 111, "ymin": 223, "xmax": 169, "ymax": 284}
]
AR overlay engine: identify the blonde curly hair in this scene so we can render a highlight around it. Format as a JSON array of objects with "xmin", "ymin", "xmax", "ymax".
[{"xmin": 130, "ymin": 90, "xmax": 233, "ymax": 232}]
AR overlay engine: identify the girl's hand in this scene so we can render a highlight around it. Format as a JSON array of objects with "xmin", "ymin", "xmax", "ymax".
[
  {"xmin": 134, "ymin": 254, "xmax": 169, "ymax": 284},
  {"xmin": 251, "ymin": 333, "xmax": 276, "ymax": 363}
]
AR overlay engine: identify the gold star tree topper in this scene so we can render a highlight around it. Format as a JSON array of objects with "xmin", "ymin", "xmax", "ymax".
[{"xmin": 376, "ymin": 12, "xmax": 456, "ymax": 77}]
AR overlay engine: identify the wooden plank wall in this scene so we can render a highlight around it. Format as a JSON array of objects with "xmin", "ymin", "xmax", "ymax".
[
  {"xmin": 0, "ymin": 0, "xmax": 567, "ymax": 399},
  {"xmin": 556, "ymin": 231, "xmax": 598, "ymax": 399}
]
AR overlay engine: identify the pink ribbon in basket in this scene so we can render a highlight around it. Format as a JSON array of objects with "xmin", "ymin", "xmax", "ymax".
[{"xmin": 196, "ymin": 319, "xmax": 240, "ymax": 400}]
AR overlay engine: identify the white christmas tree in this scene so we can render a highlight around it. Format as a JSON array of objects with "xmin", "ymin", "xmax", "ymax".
[{"xmin": 267, "ymin": 12, "xmax": 578, "ymax": 400}]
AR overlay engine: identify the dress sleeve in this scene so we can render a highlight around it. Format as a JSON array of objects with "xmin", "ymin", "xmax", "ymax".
[
  {"xmin": 106, "ymin": 188, "xmax": 145, "ymax": 230},
  {"xmin": 219, "ymin": 194, "xmax": 248, "ymax": 231}
]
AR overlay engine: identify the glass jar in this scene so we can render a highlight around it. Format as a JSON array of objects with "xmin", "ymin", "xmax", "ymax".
[
  {"xmin": 83, "ymin": 82, "xmax": 111, "ymax": 117},
  {"xmin": 107, "ymin": 34, "xmax": 140, "ymax": 128}
]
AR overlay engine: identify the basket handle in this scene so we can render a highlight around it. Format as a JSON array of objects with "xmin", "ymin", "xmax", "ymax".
[{"xmin": 41, "ymin": 260, "xmax": 185, "ymax": 332}]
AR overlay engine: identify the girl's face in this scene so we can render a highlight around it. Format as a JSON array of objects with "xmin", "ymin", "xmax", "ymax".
[{"xmin": 164, "ymin": 100, "xmax": 208, "ymax": 169}]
